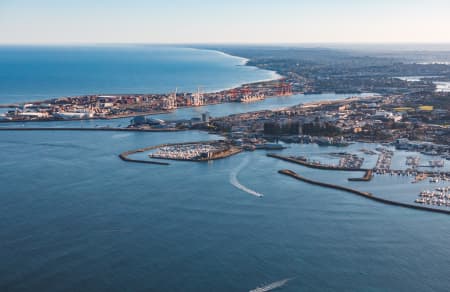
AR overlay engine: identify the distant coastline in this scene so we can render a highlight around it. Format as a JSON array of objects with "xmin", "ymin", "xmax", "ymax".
[
  {"xmin": 0, "ymin": 46, "xmax": 293, "ymax": 123},
  {"xmin": 198, "ymin": 48, "xmax": 283, "ymax": 92},
  {"xmin": 0, "ymin": 45, "xmax": 283, "ymax": 105}
]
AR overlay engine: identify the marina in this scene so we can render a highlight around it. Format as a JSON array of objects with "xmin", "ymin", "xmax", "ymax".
[
  {"xmin": 374, "ymin": 148, "xmax": 394, "ymax": 173},
  {"xmin": 415, "ymin": 186, "xmax": 450, "ymax": 206},
  {"xmin": 149, "ymin": 141, "xmax": 242, "ymax": 161},
  {"xmin": 337, "ymin": 153, "xmax": 364, "ymax": 169},
  {"xmin": 406, "ymin": 156, "xmax": 420, "ymax": 168},
  {"xmin": 278, "ymin": 169, "xmax": 450, "ymax": 215}
]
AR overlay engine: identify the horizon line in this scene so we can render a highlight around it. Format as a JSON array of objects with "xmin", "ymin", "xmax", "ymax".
[
  {"xmin": 1, "ymin": 42, "xmax": 450, "ymax": 52},
  {"xmin": 1, "ymin": 41, "xmax": 450, "ymax": 45}
]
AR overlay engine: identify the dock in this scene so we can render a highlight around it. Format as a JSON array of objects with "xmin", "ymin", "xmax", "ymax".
[{"xmin": 348, "ymin": 169, "xmax": 373, "ymax": 181}]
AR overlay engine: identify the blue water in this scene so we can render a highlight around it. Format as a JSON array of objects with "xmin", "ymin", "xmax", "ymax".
[
  {"xmin": 0, "ymin": 45, "xmax": 278, "ymax": 104},
  {"xmin": 1, "ymin": 46, "xmax": 450, "ymax": 292}
]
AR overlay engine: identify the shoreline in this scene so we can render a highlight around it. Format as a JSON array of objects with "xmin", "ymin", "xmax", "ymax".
[
  {"xmin": 200, "ymin": 48, "xmax": 284, "ymax": 92},
  {"xmin": 0, "ymin": 47, "xmax": 282, "ymax": 107},
  {"xmin": 0, "ymin": 46, "xmax": 377, "ymax": 124},
  {"xmin": 0, "ymin": 93, "xmax": 377, "ymax": 127}
]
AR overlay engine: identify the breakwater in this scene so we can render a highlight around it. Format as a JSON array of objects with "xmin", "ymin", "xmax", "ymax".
[
  {"xmin": 0, "ymin": 127, "xmax": 183, "ymax": 132},
  {"xmin": 0, "ymin": 110, "xmax": 172, "ymax": 122},
  {"xmin": 278, "ymin": 169, "xmax": 450, "ymax": 215},
  {"xmin": 119, "ymin": 145, "xmax": 171, "ymax": 165}
]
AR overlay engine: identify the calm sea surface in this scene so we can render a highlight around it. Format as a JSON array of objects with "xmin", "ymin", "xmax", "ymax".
[
  {"xmin": 0, "ymin": 45, "xmax": 279, "ymax": 104},
  {"xmin": 1, "ymin": 46, "xmax": 450, "ymax": 292}
]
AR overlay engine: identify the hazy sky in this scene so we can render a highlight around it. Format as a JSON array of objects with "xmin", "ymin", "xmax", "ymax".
[{"xmin": 1, "ymin": 0, "xmax": 450, "ymax": 44}]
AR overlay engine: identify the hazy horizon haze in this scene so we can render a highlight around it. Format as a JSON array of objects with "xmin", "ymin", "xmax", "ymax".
[{"xmin": 1, "ymin": 0, "xmax": 450, "ymax": 44}]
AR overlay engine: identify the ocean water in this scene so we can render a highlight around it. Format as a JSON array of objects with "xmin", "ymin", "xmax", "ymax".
[
  {"xmin": 0, "ymin": 45, "xmax": 279, "ymax": 104},
  {"xmin": 1, "ymin": 47, "xmax": 450, "ymax": 292}
]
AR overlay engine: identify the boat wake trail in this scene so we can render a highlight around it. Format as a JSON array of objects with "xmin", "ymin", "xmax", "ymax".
[
  {"xmin": 249, "ymin": 278, "xmax": 293, "ymax": 292},
  {"xmin": 229, "ymin": 157, "xmax": 263, "ymax": 198}
]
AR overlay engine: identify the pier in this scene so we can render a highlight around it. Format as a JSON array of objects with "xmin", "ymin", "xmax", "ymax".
[
  {"xmin": 278, "ymin": 169, "xmax": 450, "ymax": 215},
  {"xmin": 374, "ymin": 148, "xmax": 394, "ymax": 172},
  {"xmin": 348, "ymin": 169, "xmax": 373, "ymax": 181}
]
